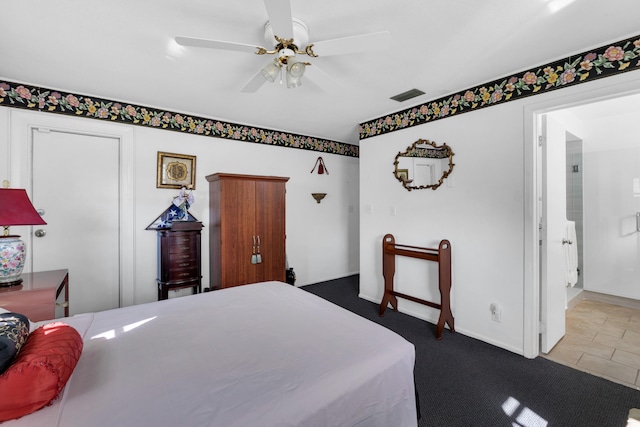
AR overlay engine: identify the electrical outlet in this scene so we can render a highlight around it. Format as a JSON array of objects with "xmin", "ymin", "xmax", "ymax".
[{"xmin": 490, "ymin": 303, "xmax": 502, "ymax": 322}]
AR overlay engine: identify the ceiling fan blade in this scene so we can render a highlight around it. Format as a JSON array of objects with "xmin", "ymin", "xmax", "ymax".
[
  {"xmin": 175, "ymin": 36, "xmax": 261, "ymax": 54},
  {"xmin": 263, "ymin": 0, "xmax": 294, "ymax": 39},
  {"xmin": 241, "ymin": 70, "xmax": 268, "ymax": 93},
  {"xmin": 310, "ymin": 31, "xmax": 391, "ymax": 57},
  {"xmin": 304, "ymin": 65, "xmax": 343, "ymax": 93}
]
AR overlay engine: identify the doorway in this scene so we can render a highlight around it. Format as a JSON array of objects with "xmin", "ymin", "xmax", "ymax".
[
  {"xmin": 31, "ymin": 128, "xmax": 120, "ymax": 314},
  {"xmin": 9, "ymin": 110, "xmax": 136, "ymax": 313},
  {"xmin": 528, "ymin": 90, "xmax": 640, "ymax": 358}
]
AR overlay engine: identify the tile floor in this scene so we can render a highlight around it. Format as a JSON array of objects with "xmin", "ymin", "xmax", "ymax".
[{"xmin": 543, "ymin": 291, "xmax": 640, "ymax": 390}]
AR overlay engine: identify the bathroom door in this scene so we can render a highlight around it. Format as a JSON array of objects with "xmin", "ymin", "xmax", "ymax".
[
  {"xmin": 540, "ymin": 115, "xmax": 568, "ymax": 353},
  {"xmin": 30, "ymin": 128, "xmax": 121, "ymax": 315}
]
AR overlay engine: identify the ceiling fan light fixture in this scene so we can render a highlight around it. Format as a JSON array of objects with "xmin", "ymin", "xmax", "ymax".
[
  {"xmin": 261, "ymin": 60, "xmax": 281, "ymax": 82},
  {"xmin": 287, "ymin": 58, "xmax": 306, "ymax": 78},
  {"xmin": 286, "ymin": 69, "xmax": 302, "ymax": 88},
  {"xmin": 285, "ymin": 56, "xmax": 306, "ymax": 88}
]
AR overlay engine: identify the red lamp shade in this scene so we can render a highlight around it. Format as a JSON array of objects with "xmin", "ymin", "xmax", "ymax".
[
  {"xmin": 0, "ymin": 189, "xmax": 46, "ymax": 229},
  {"xmin": 0, "ymin": 189, "xmax": 46, "ymax": 286}
]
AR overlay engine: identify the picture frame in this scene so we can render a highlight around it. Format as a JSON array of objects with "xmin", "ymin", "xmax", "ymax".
[
  {"xmin": 156, "ymin": 151, "xmax": 196, "ymax": 189},
  {"xmin": 396, "ymin": 169, "xmax": 409, "ymax": 182}
]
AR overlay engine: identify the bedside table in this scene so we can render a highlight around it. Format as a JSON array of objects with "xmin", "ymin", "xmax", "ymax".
[{"xmin": 0, "ymin": 269, "xmax": 69, "ymax": 322}]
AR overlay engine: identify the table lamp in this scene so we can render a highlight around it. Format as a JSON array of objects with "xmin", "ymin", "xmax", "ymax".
[{"xmin": 0, "ymin": 188, "xmax": 47, "ymax": 286}]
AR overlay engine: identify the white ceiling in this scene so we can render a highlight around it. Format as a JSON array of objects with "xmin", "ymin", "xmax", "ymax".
[{"xmin": 1, "ymin": 0, "xmax": 640, "ymax": 145}]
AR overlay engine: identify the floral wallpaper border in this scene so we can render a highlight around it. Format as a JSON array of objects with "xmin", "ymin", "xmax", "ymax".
[
  {"xmin": 3, "ymin": 33, "xmax": 639, "ymax": 154},
  {"xmin": 360, "ymin": 34, "xmax": 640, "ymax": 140},
  {"xmin": 0, "ymin": 80, "xmax": 359, "ymax": 158}
]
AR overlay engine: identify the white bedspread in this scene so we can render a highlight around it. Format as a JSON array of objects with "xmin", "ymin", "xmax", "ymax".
[{"xmin": 8, "ymin": 281, "xmax": 417, "ymax": 427}]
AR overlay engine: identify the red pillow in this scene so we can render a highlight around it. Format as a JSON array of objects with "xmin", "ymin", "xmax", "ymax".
[{"xmin": 0, "ymin": 322, "xmax": 83, "ymax": 422}]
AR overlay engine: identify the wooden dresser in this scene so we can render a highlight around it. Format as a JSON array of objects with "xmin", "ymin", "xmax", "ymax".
[
  {"xmin": 156, "ymin": 221, "xmax": 203, "ymax": 300},
  {"xmin": 0, "ymin": 269, "xmax": 69, "ymax": 321},
  {"xmin": 206, "ymin": 173, "xmax": 288, "ymax": 290}
]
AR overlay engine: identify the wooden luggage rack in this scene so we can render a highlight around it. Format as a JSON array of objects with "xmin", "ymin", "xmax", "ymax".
[{"xmin": 379, "ymin": 233, "xmax": 454, "ymax": 340}]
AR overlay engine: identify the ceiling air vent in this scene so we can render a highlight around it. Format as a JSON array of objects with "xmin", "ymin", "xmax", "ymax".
[{"xmin": 390, "ymin": 88, "xmax": 425, "ymax": 102}]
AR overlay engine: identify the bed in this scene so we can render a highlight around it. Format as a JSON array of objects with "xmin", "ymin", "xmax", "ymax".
[{"xmin": 2, "ymin": 281, "xmax": 417, "ymax": 427}]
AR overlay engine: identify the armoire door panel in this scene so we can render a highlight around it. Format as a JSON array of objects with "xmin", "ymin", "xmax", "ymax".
[
  {"xmin": 220, "ymin": 178, "xmax": 257, "ymax": 287},
  {"xmin": 255, "ymin": 180, "xmax": 287, "ymax": 282}
]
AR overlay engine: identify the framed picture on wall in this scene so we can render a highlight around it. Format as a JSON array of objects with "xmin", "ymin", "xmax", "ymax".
[
  {"xmin": 156, "ymin": 151, "xmax": 196, "ymax": 189},
  {"xmin": 396, "ymin": 169, "xmax": 409, "ymax": 182}
]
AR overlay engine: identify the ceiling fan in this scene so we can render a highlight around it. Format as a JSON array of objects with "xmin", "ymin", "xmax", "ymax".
[{"xmin": 175, "ymin": 0, "xmax": 390, "ymax": 92}]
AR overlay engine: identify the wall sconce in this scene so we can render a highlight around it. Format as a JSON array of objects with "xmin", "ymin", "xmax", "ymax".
[
  {"xmin": 311, "ymin": 157, "xmax": 328, "ymax": 203},
  {"xmin": 311, "ymin": 193, "xmax": 326, "ymax": 204}
]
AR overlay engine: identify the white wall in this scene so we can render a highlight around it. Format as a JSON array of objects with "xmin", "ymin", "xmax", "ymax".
[
  {"xmin": 360, "ymin": 71, "xmax": 640, "ymax": 355},
  {"xmin": 0, "ymin": 107, "xmax": 360, "ymax": 306},
  {"xmin": 360, "ymin": 103, "xmax": 526, "ymax": 353}
]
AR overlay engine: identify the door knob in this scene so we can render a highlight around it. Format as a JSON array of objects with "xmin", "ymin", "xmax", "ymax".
[{"xmin": 34, "ymin": 229, "xmax": 46, "ymax": 238}]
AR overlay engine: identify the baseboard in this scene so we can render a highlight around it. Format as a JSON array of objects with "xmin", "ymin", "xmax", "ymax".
[
  {"xmin": 567, "ymin": 289, "xmax": 584, "ymax": 310},
  {"xmin": 579, "ymin": 290, "xmax": 640, "ymax": 310},
  {"xmin": 298, "ymin": 272, "xmax": 359, "ymax": 288},
  {"xmin": 358, "ymin": 292, "xmax": 525, "ymax": 357},
  {"xmin": 454, "ymin": 328, "xmax": 525, "ymax": 357}
]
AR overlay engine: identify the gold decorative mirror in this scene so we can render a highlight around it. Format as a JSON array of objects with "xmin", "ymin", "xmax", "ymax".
[{"xmin": 393, "ymin": 139, "xmax": 455, "ymax": 191}]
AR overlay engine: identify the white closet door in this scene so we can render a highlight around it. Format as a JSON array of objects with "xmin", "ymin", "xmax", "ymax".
[{"xmin": 31, "ymin": 129, "xmax": 120, "ymax": 315}]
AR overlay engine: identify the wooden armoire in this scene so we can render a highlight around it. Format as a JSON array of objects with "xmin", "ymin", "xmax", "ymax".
[{"xmin": 206, "ymin": 173, "xmax": 289, "ymax": 290}]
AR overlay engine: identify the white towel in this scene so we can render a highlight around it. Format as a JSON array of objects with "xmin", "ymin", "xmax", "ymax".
[{"xmin": 565, "ymin": 220, "xmax": 578, "ymax": 287}]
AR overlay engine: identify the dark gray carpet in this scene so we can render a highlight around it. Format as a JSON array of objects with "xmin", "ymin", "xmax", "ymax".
[{"xmin": 301, "ymin": 275, "xmax": 640, "ymax": 427}]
